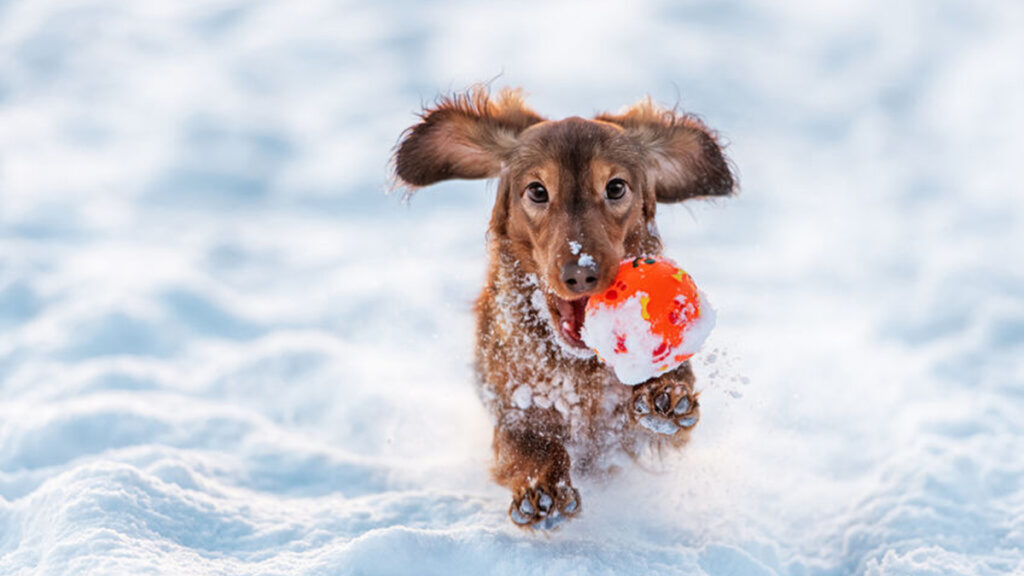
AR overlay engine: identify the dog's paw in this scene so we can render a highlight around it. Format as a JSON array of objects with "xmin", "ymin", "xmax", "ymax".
[
  {"xmin": 508, "ymin": 483, "xmax": 581, "ymax": 530},
  {"xmin": 631, "ymin": 380, "xmax": 699, "ymax": 435}
]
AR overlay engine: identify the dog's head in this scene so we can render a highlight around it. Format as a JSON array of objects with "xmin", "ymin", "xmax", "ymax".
[{"xmin": 393, "ymin": 87, "xmax": 735, "ymax": 352}]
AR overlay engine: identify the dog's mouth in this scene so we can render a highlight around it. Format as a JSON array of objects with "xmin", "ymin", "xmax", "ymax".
[{"xmin": 549, "ymin": 294, "xmax": 590, "ymax": 349}]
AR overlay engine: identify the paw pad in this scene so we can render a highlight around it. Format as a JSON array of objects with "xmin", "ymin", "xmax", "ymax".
[
  {"xmin": 509, "ymin": 485, "xmax": 581, "ymax": 530},
  {"xmin": 654, "ymin": 392, "xmax": 671, "ymax": 413},
  {"xmin": 631, "ymin": 383, "xmax": 699, "ymax": 435}
]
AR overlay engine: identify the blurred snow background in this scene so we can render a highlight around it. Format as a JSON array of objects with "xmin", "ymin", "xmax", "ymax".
[{"xmin": 1, "ymin": 0, "xmax": 1023, "ymax": 574}]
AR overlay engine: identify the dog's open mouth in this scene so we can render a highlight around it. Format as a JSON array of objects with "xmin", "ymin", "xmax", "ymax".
[{"xmin": 550, "ymin": 295, "xmax": 590, "ymax": 349}]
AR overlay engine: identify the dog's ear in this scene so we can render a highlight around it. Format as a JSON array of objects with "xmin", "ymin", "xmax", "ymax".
[
  {"xmin": 596, "ymin": 98, "xmax": 736, "ymax": 203},
  {"xmin": 393, "ymin": 87, "xmax": 544, "ymax": 189}
]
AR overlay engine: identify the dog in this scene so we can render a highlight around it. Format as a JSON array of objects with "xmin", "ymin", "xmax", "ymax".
[{"xmin": 393, "ymin": 87, "xmax": 735, "ymax": 529}]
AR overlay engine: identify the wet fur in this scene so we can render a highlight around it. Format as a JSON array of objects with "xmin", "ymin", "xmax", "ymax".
[{"xmin": 393, "ymin": 86, "xmax": 735, "ymax": 528}]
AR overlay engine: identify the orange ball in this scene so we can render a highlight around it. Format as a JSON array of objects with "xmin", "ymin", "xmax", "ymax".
[{"xmin": 582, "ymin": 256, "xmax": 715, "ymax": 385}]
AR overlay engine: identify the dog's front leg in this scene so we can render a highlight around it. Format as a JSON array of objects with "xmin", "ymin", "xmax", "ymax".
[
  {"xmin": 491, "ymin": 412, "xmax": 581, "ymax": 529},
  {"xmin": 627, "ymin": 361, "xmax": 701, "ymax": 445}
]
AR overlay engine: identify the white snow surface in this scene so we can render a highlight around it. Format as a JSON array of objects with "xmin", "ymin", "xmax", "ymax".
[{"xmin": 2, "ymin": 1, "xmax": 1023, "ymax": 575}]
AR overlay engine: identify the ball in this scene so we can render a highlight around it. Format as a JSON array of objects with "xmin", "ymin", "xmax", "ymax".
[{"xmin": 581, "ymin": 256, "xmax": 715, "ymax": 385}]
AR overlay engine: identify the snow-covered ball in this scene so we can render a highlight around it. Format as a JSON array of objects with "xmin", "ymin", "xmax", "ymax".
[{"xmin": 581, "ymin": 257, "xmax": 716, "ymax": 385}]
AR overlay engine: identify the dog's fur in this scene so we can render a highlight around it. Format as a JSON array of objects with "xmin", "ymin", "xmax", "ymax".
[{"xmin": 393, "ymin": 87, "xmax": 735, "ymax": 528}]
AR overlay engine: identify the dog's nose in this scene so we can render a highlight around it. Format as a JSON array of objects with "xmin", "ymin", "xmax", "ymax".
[{"xmin": 561, "ymin": 262, "xmax": 600, "ymax": 294}]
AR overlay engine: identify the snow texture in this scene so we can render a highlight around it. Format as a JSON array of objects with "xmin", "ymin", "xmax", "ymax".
[{"xmin": 2, "ymin": 1, "xmax": 1024, "ymax": 575}]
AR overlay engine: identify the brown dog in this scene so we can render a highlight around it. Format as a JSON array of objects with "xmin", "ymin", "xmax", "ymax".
[{"xmin": 393, "ymin": 87, "xmax": 735, "ymax": 529}]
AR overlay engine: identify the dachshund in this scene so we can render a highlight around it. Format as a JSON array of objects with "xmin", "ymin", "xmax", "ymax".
[{"xmin": 393, "ymin": 87, "xmax": 735, "ymax": 529}]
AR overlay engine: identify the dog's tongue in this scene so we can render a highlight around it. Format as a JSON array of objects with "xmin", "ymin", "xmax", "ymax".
[{"xmin": 558, "ymin": 297, "xmax": 589, "ymax": 343}]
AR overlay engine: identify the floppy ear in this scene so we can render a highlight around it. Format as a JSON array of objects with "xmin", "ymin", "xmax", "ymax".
[
  {"xmin": 596, "ymin": 99, "xmax": 736, "ymax": 202},
  {"xmin": 393, "ymin": 87, "xmax": 544, "ymax": 189}
]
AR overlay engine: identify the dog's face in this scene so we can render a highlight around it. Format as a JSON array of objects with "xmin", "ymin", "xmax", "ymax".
[
  {"xmin": 394, "ymin": 88, "xmax": 734, "ymax": 351},
  {"xmin": 498, "ymin": 118, "xmax": 654, "ymax": 350}
]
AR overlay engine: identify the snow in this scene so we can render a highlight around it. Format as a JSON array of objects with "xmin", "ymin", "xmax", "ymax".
[
  {"xmin": 511, "ymin": 385, "xmax": 533, "ymax": 410},
  {"xmin": 568, "ymin": 241, "xmax": 594, "ymax": 267},
  {"xmin": 2, "ymin": 0, "xmax": 1023, "ymax": 575}
]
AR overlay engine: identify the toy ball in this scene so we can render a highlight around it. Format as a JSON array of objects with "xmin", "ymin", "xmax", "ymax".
[{"xmin": 581, "ymin": 256, "xmax": 715, "ymax": 385}]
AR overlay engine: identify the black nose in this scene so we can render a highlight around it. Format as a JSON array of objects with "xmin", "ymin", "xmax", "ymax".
[{"xmin": 561, "ymin": 262, "xmax": 600, "ymax": 294}]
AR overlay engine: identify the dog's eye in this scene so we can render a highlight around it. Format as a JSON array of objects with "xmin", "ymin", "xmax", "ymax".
[
  {"xmin": 525, "ymin": 182, "xmax": 549, "ymax": 204},
  {"xmin": 605, "ymin": 178, "xmax": 628, "ymax": 200}
]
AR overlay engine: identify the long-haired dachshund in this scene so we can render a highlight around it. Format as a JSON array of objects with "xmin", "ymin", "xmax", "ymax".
[{"xmin": 393, "ymin": 87, "xmax": 735, "ymax": 529}]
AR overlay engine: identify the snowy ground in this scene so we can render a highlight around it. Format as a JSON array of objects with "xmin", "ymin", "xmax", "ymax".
[{"xmin": 2, "ymin": 1, "xmax": 1023, "ymax": 574}]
